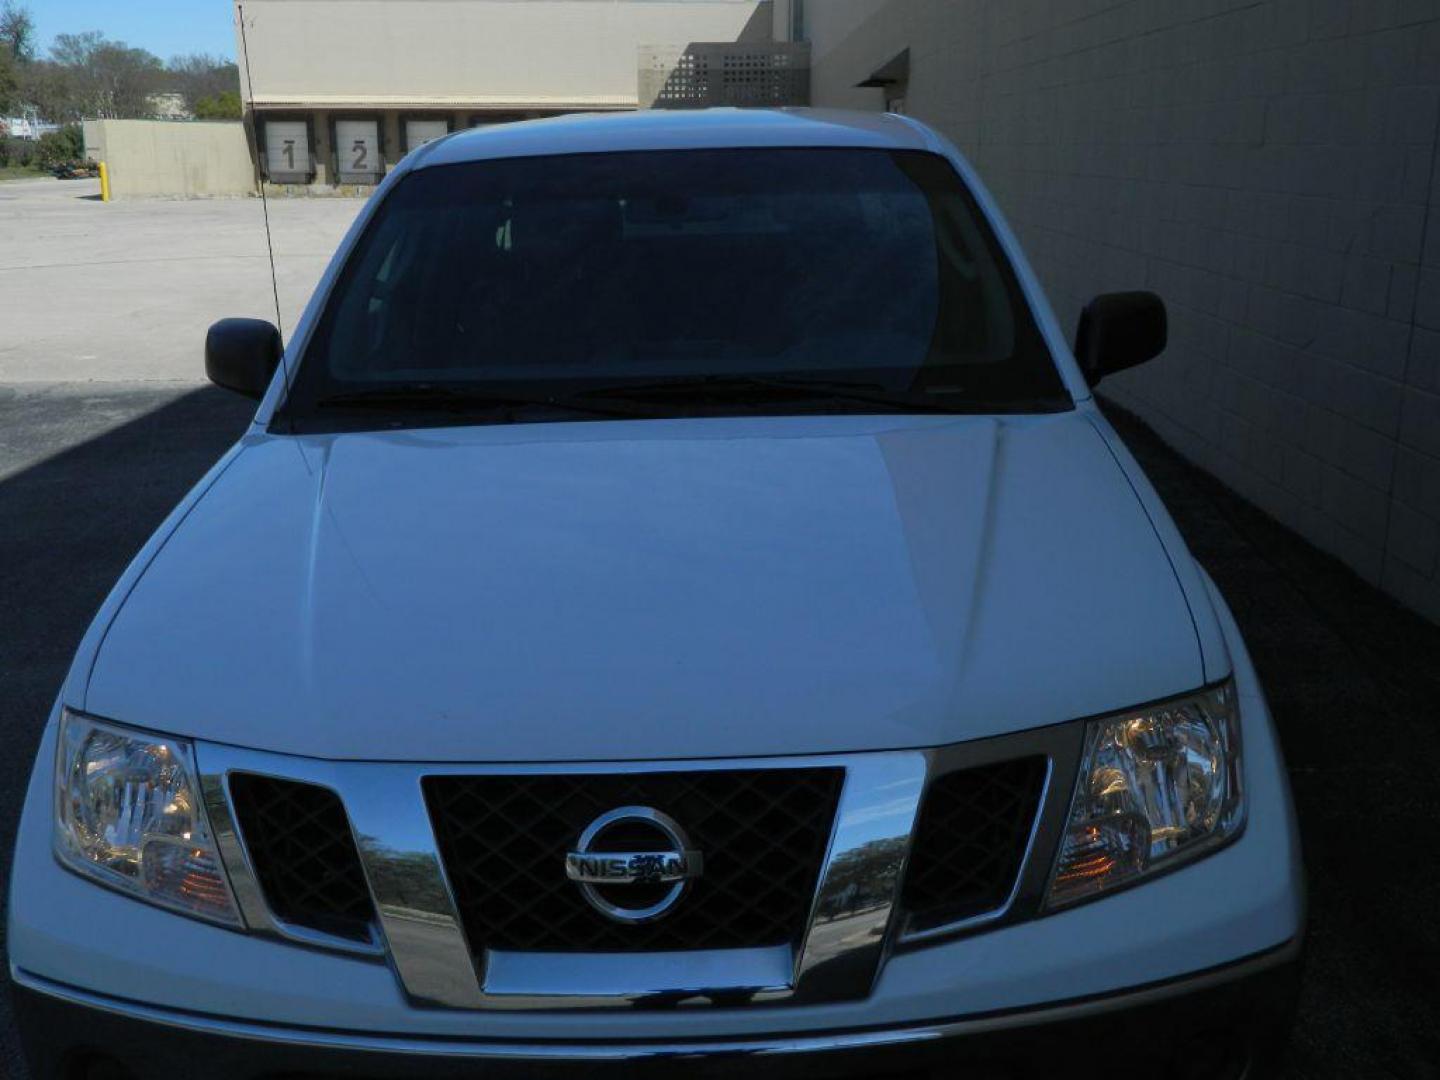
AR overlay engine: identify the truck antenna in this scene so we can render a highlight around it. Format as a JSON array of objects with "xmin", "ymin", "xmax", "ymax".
[{"xmin": 236, "ymin": 3, "xmax": 289, "ymax": 384}]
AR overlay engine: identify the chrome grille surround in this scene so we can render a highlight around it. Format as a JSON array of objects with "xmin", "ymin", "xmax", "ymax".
[{"xmin": 197, "ymin": 722, "xmax": 1081, "ymax": 1011}]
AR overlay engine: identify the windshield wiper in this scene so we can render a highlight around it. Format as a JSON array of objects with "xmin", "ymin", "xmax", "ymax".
[
  {"xmin": 576, "ymin": 374, "xmax": 1057, "ymax": 414},
  {"xmin": 314, "ymin": 383, "xmax": 654, "ymax": 420}
]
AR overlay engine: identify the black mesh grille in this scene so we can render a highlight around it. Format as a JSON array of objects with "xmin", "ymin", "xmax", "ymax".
[
  {"xmin": 424, "ymin": 769, "xmax": 843, "ymax": 953},
  {"xmin": 901, "ymin": 757, "xmax": 1047, "ymax": 932},
  {"xmin": 229, "ymin": 774, "xmax": 376, "ymax": 942}
]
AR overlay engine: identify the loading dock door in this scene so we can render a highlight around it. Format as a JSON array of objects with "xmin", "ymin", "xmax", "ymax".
[
  {"xmin": 405, "ymin": 118, "xmax": 450, "ymax": 152},
  {"xmin": 264, "ymin": 119, "xmax": 311, "ymax": 183},
  {"xmin": 335, "ymin": 118, "xmax": 382, "ymax": 184}
]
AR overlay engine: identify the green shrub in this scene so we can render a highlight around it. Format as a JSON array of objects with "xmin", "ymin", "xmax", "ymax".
[
  {"xmin": 35, "ymin": 122, "xmax": 83, "ymax": 167},
  {"xmin": 0, "ymin": 134, "xmax": 37, "ymax": 168},
  {"xmin": 194, "ymin": 89, "xmax": 241, "ymax": 120}
]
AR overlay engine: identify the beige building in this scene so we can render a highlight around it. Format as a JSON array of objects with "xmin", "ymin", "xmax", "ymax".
[
  {"xmin": 234, "ymin": 0, "xmax": 806, "ymax": 187},
  {"xmin": 799, "ymin": 1, "xmax": 1440, "ymax": 624}
]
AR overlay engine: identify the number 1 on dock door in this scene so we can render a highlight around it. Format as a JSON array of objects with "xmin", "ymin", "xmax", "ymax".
[{"xmin": 263, "ymin": 119, "xmax": 309, "ymax": 181}]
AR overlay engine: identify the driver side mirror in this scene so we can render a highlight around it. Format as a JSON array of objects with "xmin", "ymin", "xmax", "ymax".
[
  {"xmin": 1074, "ymin": 292, "xmax": 1167, "ymax": 388},
  {"xmin": 206, "ymin": 318, "xmax": 282, "ymax": 400}
]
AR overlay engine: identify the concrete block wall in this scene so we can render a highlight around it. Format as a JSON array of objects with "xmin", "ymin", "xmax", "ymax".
[{"xmin": 806, "ymin": 0, "xmax": 1440, "ymax": 622}]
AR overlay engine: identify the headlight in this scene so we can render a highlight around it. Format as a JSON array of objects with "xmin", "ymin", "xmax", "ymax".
[
  {"xmin": 1047, "ymin": 682, "xmax": 1244, "ymax": 908},
  {"xmin": 54, "ymin": 710, "xmax": 241, "ymax": 926}
]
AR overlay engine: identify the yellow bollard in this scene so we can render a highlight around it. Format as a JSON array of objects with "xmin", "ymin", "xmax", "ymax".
[{"xmin": 98, "ymin": 161, "xmax": 111, "ymax": 202}]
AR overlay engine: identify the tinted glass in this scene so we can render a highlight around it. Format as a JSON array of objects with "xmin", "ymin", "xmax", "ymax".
[{"xmin": 284, "ymin": 148, "xmax": 1067, "ymax": 426}]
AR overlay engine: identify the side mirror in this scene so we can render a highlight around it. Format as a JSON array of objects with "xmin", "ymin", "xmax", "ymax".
[
  {"xmin": 1074, "ymin": 292, "xmax": 1167, "ymax": 388},
  {"xmin": 206, "ymin": 318, "xmax": 282, "ymax": 400}
]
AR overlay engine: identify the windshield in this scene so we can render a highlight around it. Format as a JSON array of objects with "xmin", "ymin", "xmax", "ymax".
[{"xmin": 280, "ymin": 147, "xmax": 1069, "ymax": 430}]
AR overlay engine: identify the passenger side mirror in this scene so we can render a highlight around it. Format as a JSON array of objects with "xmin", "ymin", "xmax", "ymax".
[
  {"xmin": 1074, "ymin": 292, "xmax": 1167, "ymax": 388},
  {"xmin": 206, "ymin": 318, "xmax": 282, "ymax": 400}
]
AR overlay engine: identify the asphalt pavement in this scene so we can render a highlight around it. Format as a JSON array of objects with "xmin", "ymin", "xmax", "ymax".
[{"xmin": 0, "ymin": 176, "xmax": 362, "ymax": 383}]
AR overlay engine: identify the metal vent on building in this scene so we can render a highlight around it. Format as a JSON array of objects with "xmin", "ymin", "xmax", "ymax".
[{"xmin": 640, "ymin": 42, "xmax": 811, "ymax": 109}]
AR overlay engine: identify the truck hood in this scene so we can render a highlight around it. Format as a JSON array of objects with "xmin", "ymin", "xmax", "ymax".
[{"xmin": 85, "ymin": 412, "xmax": 1202, "ymax": 761}]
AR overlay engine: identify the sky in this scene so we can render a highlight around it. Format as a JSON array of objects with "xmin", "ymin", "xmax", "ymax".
[{"xmin": 28, "ymin": 0, "xmax": 236, "ymax": 63}]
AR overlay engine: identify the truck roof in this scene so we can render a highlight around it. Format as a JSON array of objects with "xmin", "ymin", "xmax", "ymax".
[{"xmin": 414, "ymin": 107, "xmax": 943, "ymax": 170}]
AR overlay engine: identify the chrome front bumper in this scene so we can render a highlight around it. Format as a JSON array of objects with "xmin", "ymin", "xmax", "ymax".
[{"xmin": 13, "ymin": 939, "xmax": 1303, "ymax": 1079}]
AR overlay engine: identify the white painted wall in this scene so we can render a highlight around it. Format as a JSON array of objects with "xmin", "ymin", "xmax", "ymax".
[{"xmin": 806, "ymin": 0, "xmax": 1440, "ymax": 623}]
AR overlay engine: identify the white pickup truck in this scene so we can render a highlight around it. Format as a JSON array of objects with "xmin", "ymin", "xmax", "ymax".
[{"xmin": 9, "ymin": 108, "xmax": 1303, "ymax": 1080}]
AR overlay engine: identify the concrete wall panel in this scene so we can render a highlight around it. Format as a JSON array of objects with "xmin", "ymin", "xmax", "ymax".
[
  {"xmin": 84, "ymin": 120, "xmax": 256, "ymax": 199},
  {"xmin": 806, "ymin": 0, "xmax": 1440, "ymax": 623}
]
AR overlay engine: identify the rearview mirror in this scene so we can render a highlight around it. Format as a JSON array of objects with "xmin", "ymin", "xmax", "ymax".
[
  {"xmin": 206, "ymin": 318, "xmax": 282, "ymax": 400},
  {"xmin": 1074, "ymin": 292, "xmax": 1167, "ymax": 388}
]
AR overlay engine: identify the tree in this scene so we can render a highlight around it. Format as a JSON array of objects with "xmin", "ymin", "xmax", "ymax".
[
  {"xmin": 0, "ymin": 1, "xmax": 34, "ymax": 62},
  {"xmin": 5, "ymin": 19, "xmax": 177, "ymax": 124},
  {"xmin": 17, "ymin": 60, "xmax": 72, "ymax": 121},
  {"xmin": 49, "ymin": 30, "xmax": 103, "ymax": 69},
  {"xmin": 166, "ymin": 53, "xmax": 239, "ymax": 114},
  {"xmin": 39, "ymin": 32, "xmax": 163, "ymax": 120},
  {"xmin": 194, "ymin": 89, "xmax": 241, "ymax": 120},
  {"xmin": 0, "ymin": 0, "xmax": 32, "ymax": 113},
  {"xmin": 0, "ymin": 48, "xmax": 15, "ymax": 115},
  {"xmin": 88, "ymin": 42, "xmax": 164, "ymax": 118},
  {"xmin": 0, "ymin": 50, "xmax": 16, "ymax": 115}
]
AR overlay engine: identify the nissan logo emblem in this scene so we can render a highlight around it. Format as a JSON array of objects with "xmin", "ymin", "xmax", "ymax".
[{"xmin": 564, "ymin": 806, "xmax": 704, "ymax": 924}]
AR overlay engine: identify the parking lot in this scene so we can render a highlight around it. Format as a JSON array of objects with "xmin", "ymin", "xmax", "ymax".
[
  {"xmin": 0, "ymin": 175, "xmax": 361, "ymax": 383},
  {"xmin": 1, "ymin": 178, "xmax": 1438, "ymax": 1077}
]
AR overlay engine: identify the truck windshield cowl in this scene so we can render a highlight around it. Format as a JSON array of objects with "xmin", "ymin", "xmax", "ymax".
[{"xmin": 279, "ymin": 147, "xmax": 1071, "ymax": 431}]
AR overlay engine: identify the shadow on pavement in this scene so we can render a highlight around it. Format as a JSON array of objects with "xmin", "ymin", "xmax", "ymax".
[
  {"xmin": 1103, "ymin": 403, "xmax": 1440, "ymax": 1079},
  {"xmin": 0, "ymin": 384, "xmax": 253, "ymax": 833},
  {"xmin": 0, "ymin": 384, "xmax": 253, "ymax": 1073}
]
